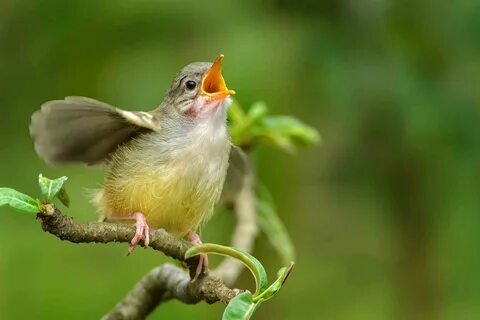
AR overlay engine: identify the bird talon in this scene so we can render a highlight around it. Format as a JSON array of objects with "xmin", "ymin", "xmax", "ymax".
[
  {"xmin": 187, "ymin": 232, "xmax": 208, "ymax": 280},
  {"xmin": 127, "ymin": 212, "xmax": 149, "ymax": 255}
]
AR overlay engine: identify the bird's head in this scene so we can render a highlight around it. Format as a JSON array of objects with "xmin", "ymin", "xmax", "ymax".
[{"xmin": 164, "ymin": 54, "xmax": 235, "ymax": 119}]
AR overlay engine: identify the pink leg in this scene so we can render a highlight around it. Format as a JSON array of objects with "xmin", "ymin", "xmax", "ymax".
[
  {"xmin": 126, "ymin": 212, "xmax": 150, "ymax": 255},
  {"xmin": 186, "ymin": 232, "xmax": 208, "ymax": 280}
]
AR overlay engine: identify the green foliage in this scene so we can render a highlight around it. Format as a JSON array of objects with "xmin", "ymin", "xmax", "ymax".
[
  {"xmin": 0, "ymin": 188, "xmax": 41, "ymax": 213},
  {"xmin": 185, "ymin": 243, "xmax": 268, "ymax": 296},
  {"xmin": 228, "ymin": 100, "xmax": 320, "ymax": 153},
  {"xmin": 56, "ymin": 187, "xmax": 71, "ymax": 208},
  {"xmin": 0, "ymin": 175, "xmax": 70, "ymax": 214},
  {"xmin": 185, "ymin": 244, "xmax": 293, "ymax": 320},
  {"xmin": 38, "ymin": 174, "xmax": 69, "ymax": 206},
  {"xmin": 223, "ymin": 292, "xmax": 257, "ymax": 320},
  {"xmin": 222, "ymin": 263, "xmax": 294, "ymax": 320},
  {"xmin": 253, "ymin": 263, "xmax": 294, "ymax": 303}
]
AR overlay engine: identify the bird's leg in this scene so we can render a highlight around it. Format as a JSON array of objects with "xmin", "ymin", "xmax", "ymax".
[
  {"xmin": 127, "ymin": 212, "xmax": 150, "ymax": 255},
  {"xmin": 108, "ymin": 213, "xmax": 150, "ymax": 255},
  {"xmin": 186, "ymin": 231, "xmax": 208, "ymax": 280}
]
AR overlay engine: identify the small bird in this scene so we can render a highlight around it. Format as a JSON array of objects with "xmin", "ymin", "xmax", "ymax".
[{"xmin": 30, "ymin": 55, "xmax": 235, "ymax": 278}]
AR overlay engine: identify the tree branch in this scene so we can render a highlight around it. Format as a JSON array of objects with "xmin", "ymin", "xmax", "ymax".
[
  {"xmin": 102, "ymin": 264, "xmax": 239, "ymax": 320},
  {"xmin": 37, "ymin": 209, "xmax": 238, "ymax": 318},
  {"xmin": 38, "ymin": 208, "xmax": 187, "ymax": 262},
  {"xmin": 36, "ymin": 148, "xmax": 259, "ymax": 319}
]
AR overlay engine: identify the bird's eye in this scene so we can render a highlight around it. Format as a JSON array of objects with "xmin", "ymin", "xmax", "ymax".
[{"xmin": 185, "ymin": 80, "xmax": 197, "ymax": 90}]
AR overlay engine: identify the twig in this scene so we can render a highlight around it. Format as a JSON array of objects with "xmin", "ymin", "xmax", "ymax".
[
  {"xmin": 102, "ymin": 264, "xmax": 239, "ymax": 320},
  {"xmin": 38, "ymin": 209, "xmax": 187, "ymax": 261}
]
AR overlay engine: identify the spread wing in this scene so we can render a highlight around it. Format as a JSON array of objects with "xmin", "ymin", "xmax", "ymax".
[{"xmin": 30, "ymin": 96, "xmax": 160, "ymax": 165}]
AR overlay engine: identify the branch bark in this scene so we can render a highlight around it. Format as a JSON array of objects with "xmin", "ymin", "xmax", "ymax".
[
  {"xmin": 37, "ymin": 209, "xmax": 238, "ymax": 318},
  {"xmin": 38, "ymin": 208, "xmax": 188, "ymax": 262},
  {"xmin": 102, "ymin": 264, "xmax": 239, "ymax": 320}
]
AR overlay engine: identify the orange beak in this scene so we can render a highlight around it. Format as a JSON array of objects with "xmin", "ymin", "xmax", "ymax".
[{"xmin": 201, "ymin": 54, "xmax": 236, "ymax": 100}]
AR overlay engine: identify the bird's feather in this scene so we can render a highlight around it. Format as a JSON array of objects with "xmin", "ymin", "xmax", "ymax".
[{"xmin": 30, "ymin": 96, "xmax": 157, "ymax": 165}]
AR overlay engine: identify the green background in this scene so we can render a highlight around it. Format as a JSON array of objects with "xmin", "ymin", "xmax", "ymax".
[{"xmin": 1, "ymin": 1, "xmax": 480, "ymax": 319}]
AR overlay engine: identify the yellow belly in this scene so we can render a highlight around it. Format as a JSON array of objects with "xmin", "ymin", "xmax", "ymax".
[
  {"xmin": 96, "ymin": 134, "xmax": 230, "ymax": 235},
  {"xmin": 99, "ymin": 163, "xmax": 225, "ymax": 235}
]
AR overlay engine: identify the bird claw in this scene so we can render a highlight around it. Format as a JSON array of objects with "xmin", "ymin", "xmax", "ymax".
[
  {"xmin": 127, "ymin": 212, "xmax": 150, "ymax": 255},
  {"xmin": 186, "ymin": 232, "xmax": 208, "ymax": 281}
]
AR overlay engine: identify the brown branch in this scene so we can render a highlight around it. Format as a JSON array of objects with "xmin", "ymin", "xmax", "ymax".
[
  {"xmin": 102, "ymin": 264, "xmax": 239, "ymax": 320},
  {"xmin": 37, "ymin": 209, "xmax": 238, "ymax": 319},
  {"xmin": 38, "ymin": 208, "xmax": 187, "ymax": 262},
  {"xmin": 214, "ymin": 149, "xmax": 259, "ymax": 285}
]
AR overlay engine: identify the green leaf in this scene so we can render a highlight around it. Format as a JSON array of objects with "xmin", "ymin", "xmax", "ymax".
[
  {"xmin": 185, "ymin": 244, "xmax": 268, "ymax": 296},
  {"xmin": 222, "ymin": 263, "xmax": 294, "ymax": 319},
  {"xmin": 38, "ymin": 174, "xmax": 68, "ymax": 203},
  {"xmin": 262, "ymin": 116, "xmax": 320, "ymax": 147},
  {"xmin": 256, "ymin": 132, "xmax": 295, "ymax": 153},
  {"xmin": 230, "ymin": 102, "xmax": 268, "ymax": 146},
  {"xmin": 254, "ymin": 115, "xmax": 320, "ymax": 153},
  {"xmin": 0, "ymin": 188, "xmax": 41, "ymax": 213},
  {"xmin": 246, "ymin": 102, "xmax": 268, "ymax": 120},
  {"xmin": 223, "ymin": 292, "xmax": 259, "ymax": 320},
  {"xmin": 228, "ymin": 99, "xmax": 247, "ymax": 124},
  {"xmin": 56, "ymin": 187, "xmax": 70, "ymax": 207},
  {"xmin": 257, "ymin": 185, "xmax": 296, "ymax": 264},
  {"xmin": 228, "ymin": 100, "xmax": 320, "ymax": 152},
  {"xmin": 253, "ymin": 262, "xmax": 294, "ymax": 302}
]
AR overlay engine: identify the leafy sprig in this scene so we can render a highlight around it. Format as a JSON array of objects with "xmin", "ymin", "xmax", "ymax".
[
  {"xmin": 185, "ymin": 244, "xmax": 294, "ymax": 320},
  {"xmin": 0, "ymin": 174, "xmax": 69, "ymax": 214},
  {"xmin": 228, "ymin": 100, "xmax": 320, "ymax": 153}
]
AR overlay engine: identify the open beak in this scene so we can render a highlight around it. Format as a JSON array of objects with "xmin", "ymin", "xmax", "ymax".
[{"xmin": 201, "ymin": 54, "xmax": 236, "ymax": 100}]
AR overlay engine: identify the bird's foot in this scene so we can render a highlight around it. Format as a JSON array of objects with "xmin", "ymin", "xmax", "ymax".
[
  {"xmin": 186, "ymin": 231, "xmax": 208, "ymax": 281},
  {"xmin": 127, "ymin": 212, "xmax": 150, "ymax": 255}
]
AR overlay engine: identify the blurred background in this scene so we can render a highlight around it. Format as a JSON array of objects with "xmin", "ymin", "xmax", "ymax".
[{"xmin": 1, "ymin": 1, "xmax": 479, "ymax": 319}]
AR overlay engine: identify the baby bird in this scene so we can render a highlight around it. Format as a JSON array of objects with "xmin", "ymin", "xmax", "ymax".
[{"xmin": 30, "ymin": 55, "xmax": 235, "ymax": 278}]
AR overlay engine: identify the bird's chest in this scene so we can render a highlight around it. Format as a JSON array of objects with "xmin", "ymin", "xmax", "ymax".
[{"xmin": 161, "ymin": 128, "xmax": 230, "ymax": 190}]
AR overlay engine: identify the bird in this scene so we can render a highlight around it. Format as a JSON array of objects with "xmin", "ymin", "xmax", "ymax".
[{"xmin": 30, "ymin": 54, "xmax": 236, "ymax": 278}]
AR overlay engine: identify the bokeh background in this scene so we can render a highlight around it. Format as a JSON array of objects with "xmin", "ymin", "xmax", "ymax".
[{"xmin": 1, "ymin": 1, "xmax": 479, "ymax": 319}]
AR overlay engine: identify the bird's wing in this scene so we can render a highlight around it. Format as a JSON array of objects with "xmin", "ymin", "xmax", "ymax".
[{"xmin": 30, "ymin": 96, "xmax": 160, "ymax": 165}]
